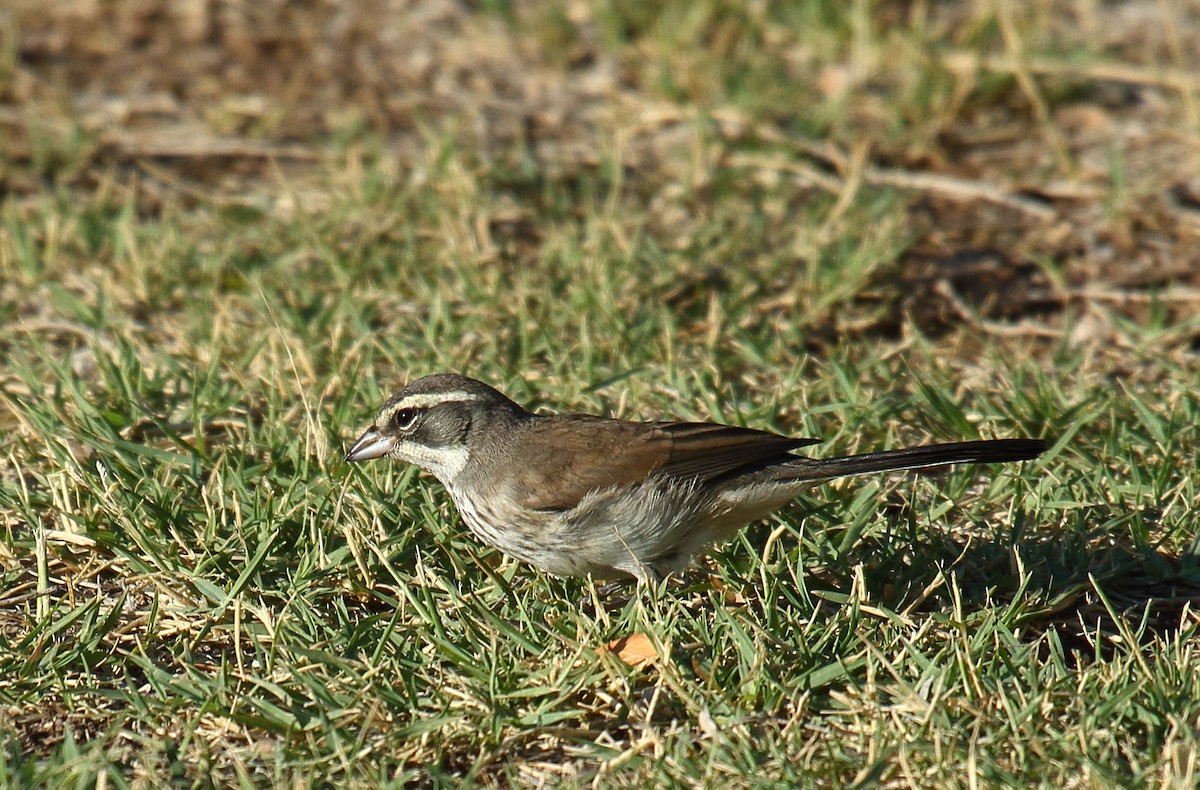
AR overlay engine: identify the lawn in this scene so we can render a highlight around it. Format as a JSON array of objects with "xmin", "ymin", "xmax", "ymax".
[{"xmin": 2, "ymin": 1, "xmax": 1199, "ymax": 786}]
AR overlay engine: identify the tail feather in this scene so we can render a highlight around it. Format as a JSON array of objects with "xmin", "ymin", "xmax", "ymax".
[{"xmin": 775, "ymin": 438, "xmax": 1047, "ymax": 483}]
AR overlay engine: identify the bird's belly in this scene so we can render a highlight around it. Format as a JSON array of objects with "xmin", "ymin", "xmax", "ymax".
[
  {"xmin": 451, "ymin": 488, "xmax": 545, "ymax": 559},
  {"xmin": 446, "ymin": 478, "xmax": 804, "ymax": 581}
]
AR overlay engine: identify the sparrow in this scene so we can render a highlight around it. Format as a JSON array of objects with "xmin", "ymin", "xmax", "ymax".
[{"xmin": 345, "ymin": 374, "xmax": 1046, "ymax": 584}]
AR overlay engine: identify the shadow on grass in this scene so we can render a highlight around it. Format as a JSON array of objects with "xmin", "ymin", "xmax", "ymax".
[{"xmin": 803, "ymin": 505, "xmax": 1200, "ymax": 662}]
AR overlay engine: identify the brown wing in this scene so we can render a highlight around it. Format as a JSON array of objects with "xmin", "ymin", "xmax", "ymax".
[
  {"xmin": 503, "ymin": 416, "xmax": 819, "ymax": 512},
  {"xmin": 656, "ymin": 422, "xmax": 819, "ymax": 481}
]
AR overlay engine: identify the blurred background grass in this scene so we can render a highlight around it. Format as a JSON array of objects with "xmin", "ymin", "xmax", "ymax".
[{"xmin": 2, "ymin": 1, "xmax": 1199, "ymax": 786}]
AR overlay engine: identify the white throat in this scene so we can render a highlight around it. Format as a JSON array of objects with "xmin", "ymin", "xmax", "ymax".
[{"xmin": 398, "ymin": 441, "xmax": 470, "ymax": 484}]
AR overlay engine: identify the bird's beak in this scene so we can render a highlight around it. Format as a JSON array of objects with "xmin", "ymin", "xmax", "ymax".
[{"xmin": 345, "ymin": 427, "xmax": 396, "ymax": 462}]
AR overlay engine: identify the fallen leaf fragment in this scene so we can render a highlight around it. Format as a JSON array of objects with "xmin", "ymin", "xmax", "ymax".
[{"xmin": 603, "ymin": 632, "xmax": 660, "ymax": 668}]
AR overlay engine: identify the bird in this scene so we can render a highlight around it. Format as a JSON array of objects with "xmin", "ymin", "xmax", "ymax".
[{"xmin": 345, "ymin": 373, "xmax": 1046, "ymax": 584}]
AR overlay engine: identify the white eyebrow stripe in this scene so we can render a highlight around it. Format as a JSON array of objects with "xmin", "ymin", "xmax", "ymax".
[{"xmin": 393, "ymin": 391, "xmax": 482, "ymax": 410}]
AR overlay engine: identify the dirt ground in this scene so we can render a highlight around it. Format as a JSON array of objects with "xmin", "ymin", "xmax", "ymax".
[{"xmin": 4, "ymin": 0, "xmax": 1200, "ymax": 344}]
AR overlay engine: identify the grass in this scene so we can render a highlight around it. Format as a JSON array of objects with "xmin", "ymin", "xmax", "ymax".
[{"xmin": 3, "ymin": 0, "xmax": 1200, "ymax": 786}]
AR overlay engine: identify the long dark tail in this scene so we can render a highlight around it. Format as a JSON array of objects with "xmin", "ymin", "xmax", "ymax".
[{"xmin": 776, "ymin": 438, "xmax": 1047, "ymax": 482}]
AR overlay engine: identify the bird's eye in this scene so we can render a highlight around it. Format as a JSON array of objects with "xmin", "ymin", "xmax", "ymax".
[{"xmin": 392, "ymin": 408, "xmax": 418, "ymax": 430}]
